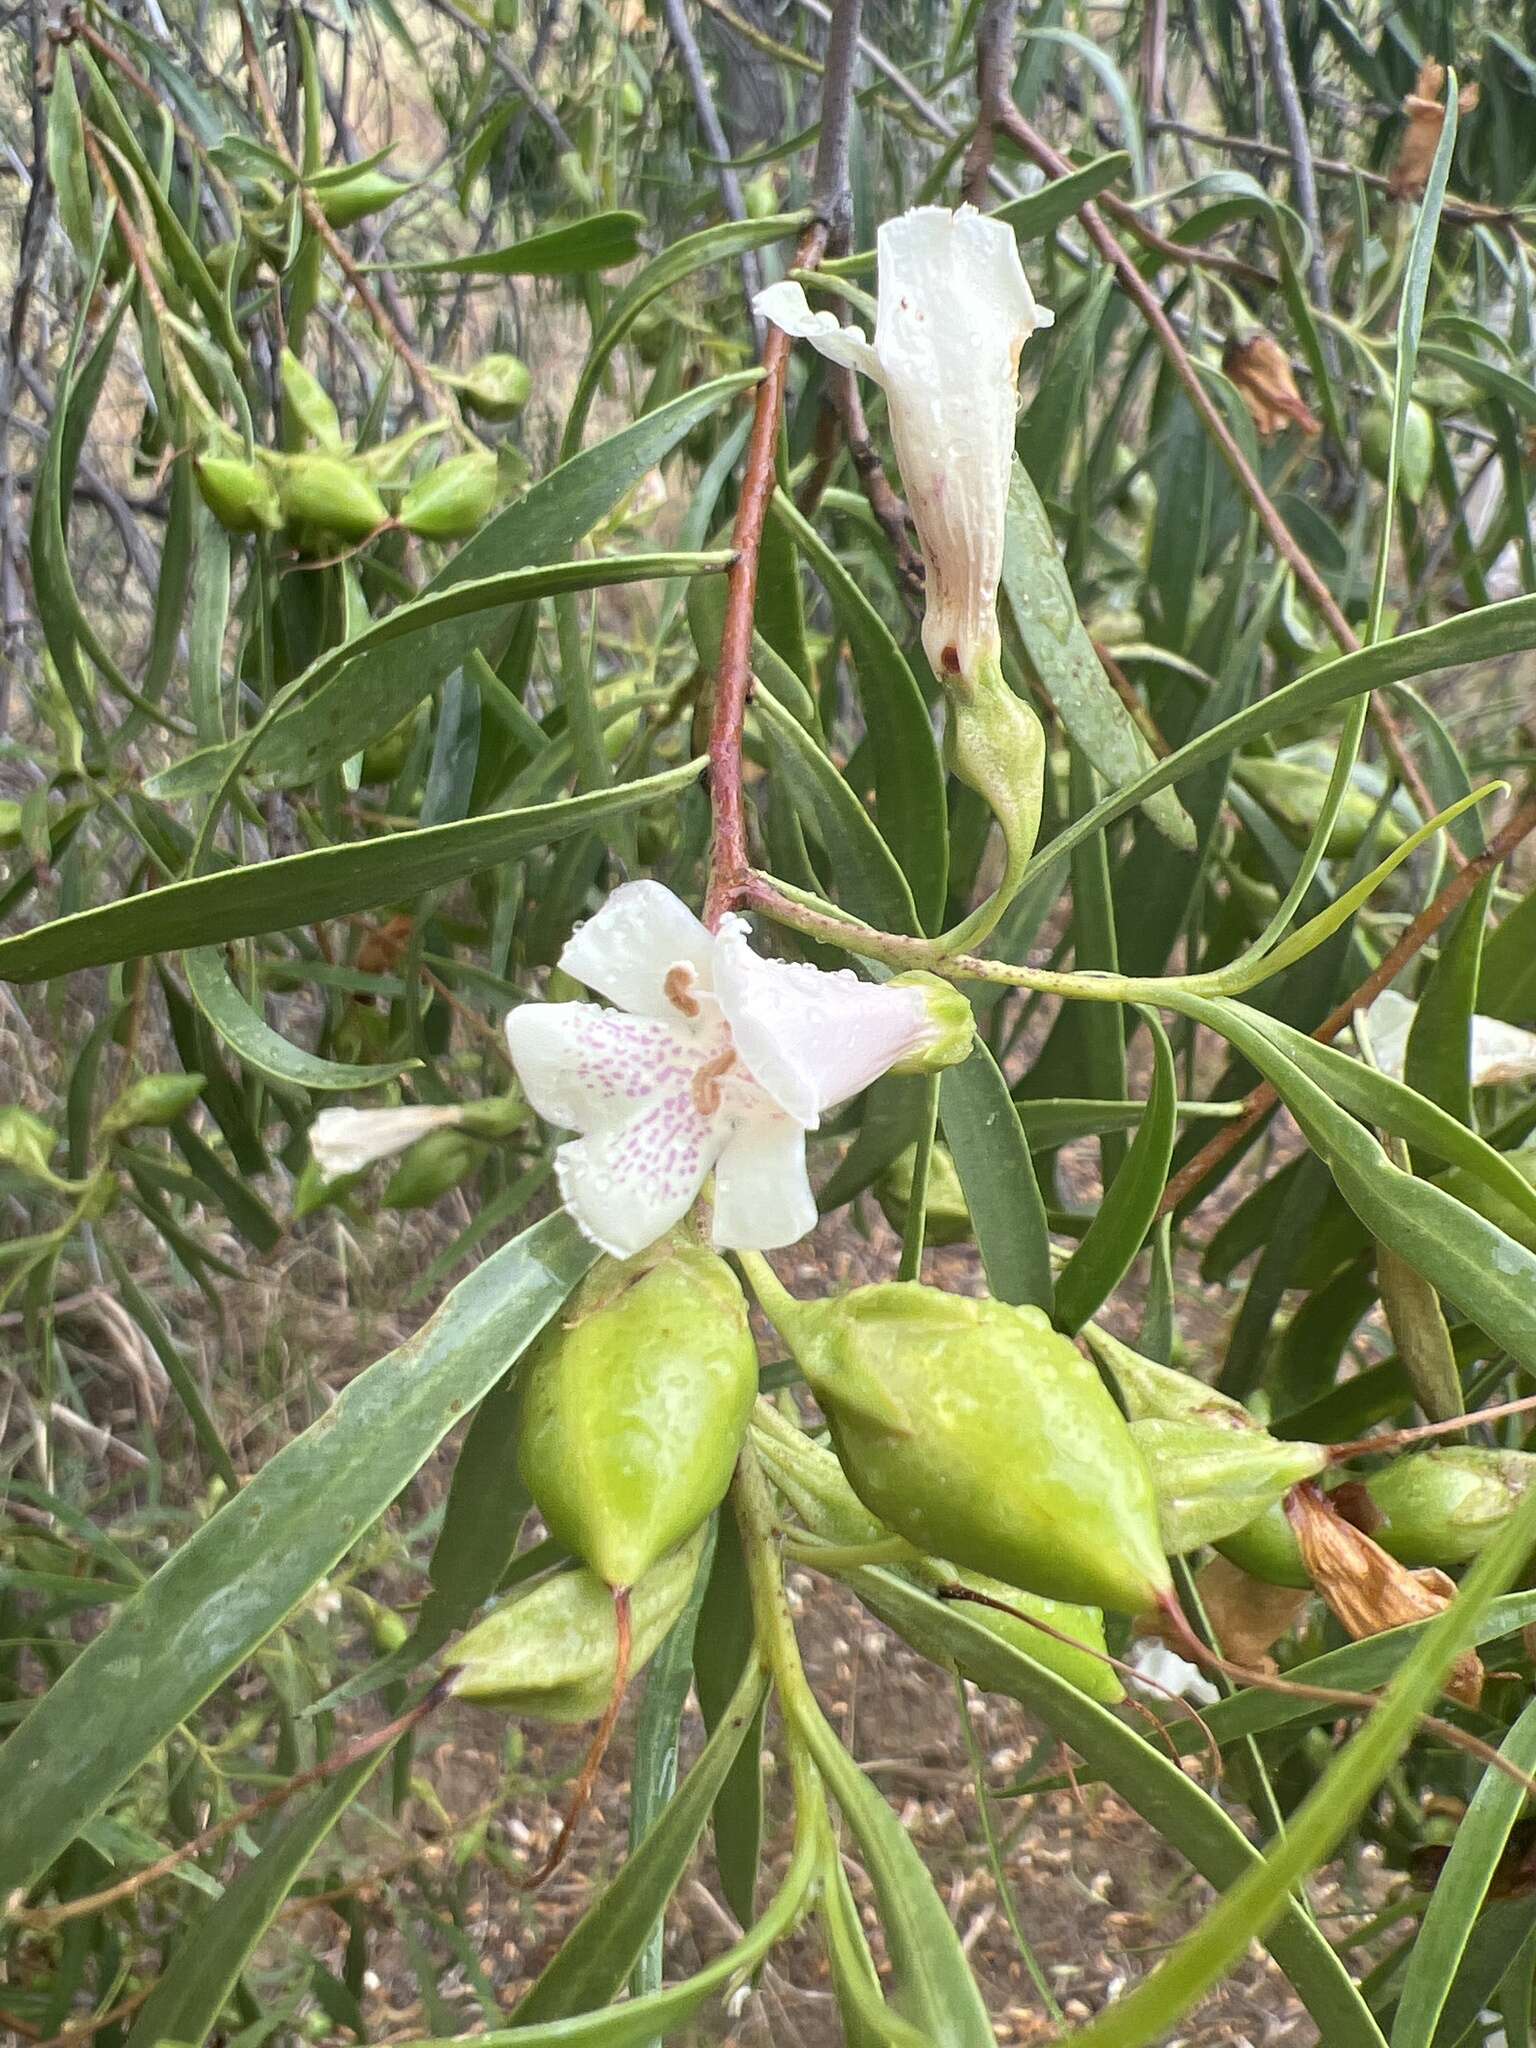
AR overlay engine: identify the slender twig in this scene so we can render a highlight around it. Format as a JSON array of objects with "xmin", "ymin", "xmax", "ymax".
[
  {"xmin": 6, "ymin": 1676, "xmax": 453, "ymax": 1929},
  {"xmin": 704, "ymin": 0, "xmax": 862, "ymax": 925},
  {"xmin": 1159, "ymin": 789, "xmax": 1536, "ymax": 1217},
  {"xmin": 826, "ymin": 366, "xmax": 923, "ymax": 605},
  {"xmin": 961, "ymin": 0, "xmax": 1017, "ymax": 206},
  {"xmin": 417, "ymin": 0, "xmax": 572, "ymax": 153},
  {"xmin": 1253, "ymin": 0, "xmax": 1336, "ymax": 371},
  {"xmin": 237, "ymin": 8, "xmax": 440, "ymax": 412},
  {"xmin": 993, "ymin": 99, "xmax": 1450, "ymax": 847},
  {"xmin": 659, "ymin": 0, "xmax": 764, "ymax": 339}
]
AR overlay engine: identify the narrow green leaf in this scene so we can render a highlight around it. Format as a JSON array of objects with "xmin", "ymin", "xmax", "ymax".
[
  {"xmin": 940, "ymin": 1041, "xmax": 1054, "ymax": 1313},
  {"xmin": 183, "ymin": 946, "xmax": 415, "ymax": 1090},
  {"xmin": 385, "ymin": 210, "xmax": 644, "ymax": 277}
]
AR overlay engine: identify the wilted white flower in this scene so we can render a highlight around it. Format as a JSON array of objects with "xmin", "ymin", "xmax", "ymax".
[
  {"xmin": 1358, "ymin": 989, "xmax": 1536, "ymax": 1088},
  {"xmin": 1126, "ymin": 1637, "xmax": 1220, "ymax": 1708},
  {"xmin": 755, "ymin": 205, "xmax": 1052, "ymax": 685},
  {"xmin": 505, "ymin": 881, "xmax": 962, "ymax": 1258},
  {"xmin": 309, "ymin": 1103, "xmax": 465, "ymax": 1180}
]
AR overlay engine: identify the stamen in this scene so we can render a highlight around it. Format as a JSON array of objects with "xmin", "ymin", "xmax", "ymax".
[
  {"xmin": 663, "ymin": 963, "xmax": 702, "ymax": 1017},
  {"xmin": 690, "ymin": 1048, "xmax": 737, "ymax": 1116}
]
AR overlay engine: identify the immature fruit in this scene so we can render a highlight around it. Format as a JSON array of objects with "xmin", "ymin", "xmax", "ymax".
[
  {"xmin": 1362, "ymin": 398, "xmax": 1435, "ymax": 505},
  {"xmin": 454, "ymin": 352, "xmax": 533, "ymax": 422},
  {"xmin": 875, "ymin": 1142, "xmax": 971, "ymax": 1245},
  {"xmin": 451, "ymin": 1527, "xmax": 706, "ymax": 1720},
  {"xmin": 360, "ymin": 710, "xmax": 419, "ymax": 783},
  {"xmin": 1232, "ymin": 756, "xmax": 1408, "ymax": 858},
  {"xmin": 101, "ymin": 1072, "xmax": 206, "ymax": 1137},
  {"xmin": 754, "ymin": 1274, "xmax": 1172, "ymax": 1615},
  {"xmin": 279, "ymin": 347, "xmax": 344, "ymax": 449},
  {"xmin": 382, "ymin": 1129, "xmax": 485, "ymax": 1208},
  {"xmin": 1133, "ymin": 1417, "xmax": 1327, "ymax": 1555},
  {"xmin": 743, "ymin": 173, "xmax": 777, "ymax": 219},
  {"xmin": 399, "ymin": 450, "xmax": 498, "ymax": 540},
  {"xmin": 1365, "ymin": 1448, "xmax": 1536, "ymax": 1567},
  {"xmin": 314, "ymin": 168, "xmax": 411, "ymax": 228},
  {"xmin": 618, "ymin": 78, "xmax": 645, "ymax": 120},
  {"xmin": 194, "ymin": 454, "xmax": 282, "ymax": 534},
  {"xmin": 276, "ymin": 454, "xmax": 390, "ymax": 541},
  {"xmin": 518, "ymin": 1241, "xmax": 758, "ymax": 1589},
  {"xmin": 1215, "ymin": 1500, "xmax": 1311, "ymax": 1589}
]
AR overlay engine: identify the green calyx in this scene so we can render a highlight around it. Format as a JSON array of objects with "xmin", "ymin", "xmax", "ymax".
[
  {"xmin": 885, "ymin": 974, "xmax": 976, "ymax": 1074},
  {"xmin": 449, "ymin": 1527, "xmax": 706, "ymax": 1721},
  {"xmin": 518, "ymin": 1239, "xmax": 758, "ymax": 1589},
  {"xmin": 381, "ymin": 1128, "xmax": 486, "ymax": 1208},
  {"xmin": 939, "ymin": 655, "xmax": 1046, "ymax": 954},
  {"xmin": 743, "ymin": 1259, "xmax": 1171, "ymax": 1616}
]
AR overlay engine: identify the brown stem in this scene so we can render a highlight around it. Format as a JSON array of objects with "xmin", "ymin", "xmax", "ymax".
[
  {"xmin": 1330, "ymin": 1390, "xmax": 1536, "ymax": 1464},
  {"xmin": 237, "ymin": 10, "xmax": 439, "ymax": 414},
  {"xmin": 7, "ymin": 1675, "xmax": 453, "ymax": 1929},
  {"xmin": 518, "ymin": 1586, "xmax": 632, "ymax": 1888},
  {"xmin": 827, "ymin": 364, "xmax": 924, "ymax": 608},
  {"xmin": 992, "ymin": 99, "xmax": 1447, "ymax": 847},
  {"xmin": 961, "ymin": 0, "xmax": 1018, "ymax": 206},
  {"xmin": 1159, "ymin": 789, "xmax": 1536, "ymax": 1217},
  {"xmin": 1094, "ymin": 637, "xmax": 1170, "ymax": 757}
]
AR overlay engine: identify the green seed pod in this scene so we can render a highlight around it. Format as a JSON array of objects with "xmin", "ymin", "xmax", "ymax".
[
  {"xmin": 1083, "ymin": 1323, "xmax": 1253, "ymax": 1427},
  {"xmin": 399, "ymin": 451, "xmax": 498, "ymax": 540},
  {"xmin": 750, "ymin": 1269, "xmax": 1171, "ymax": 1615},
  {"xmin": 751, "ymin": 1404, "xmax": 893, "ymax": 1549},
  {"xmin": 453, "ymin": 352, "xmax": 533, "ymax": 422},
  {"xmin": 1232, "ymin": 757, "xmax": 1408, "ymax": 858},
  {"xmin": 194, "ymin": 453, "xmax": 283, "ymax": 534},
  {"xmin": 279, "ymin": 347, "xmax": 344, "ymax": 450},
  {"xmin": 1214, "ymin": 1500, "xmax": 1311, "ymax": 1589},
  {"xmin": 0, "ymin": 1107, "xmax": 63, "ymax": 1185},
  {"xmin": 875, "ymin": 1142, "xmax": 972, "ymax": 1246},
  {"xmin": 101, "ymin": 1072, "xmax": 206, "ymax": 1138},
  {"xmin": 1362, "ymin": 399, "xmax": 1435, "ymax": 505},
  {"xmin": 1133, "ymin": 1417, "xmax": 1328, "ymax": 1555},
  {"xmin": 381, "ymin": 1129, "xmax": 486, "ymax": 1208},
  {"xmin": 518, "ymin": 1241, "xmax": 758, "ymax": 1589},
  {"xmin": 276, "ymin": 454, "xmax": 390, "ymax": 542},
  {"xmin": 359, "ymin": 710, "xmax": 420, "ymax": 783},
  {"xmin": 451, "ymin": 1527, "xmax": 706, "ymax": 1720},
  {"xmin": 743, "ymin": 172, "xmax": 777, "ymax": 219},
  {"xmin": 618, "ymin": 78, "xmax": 645, "ymax": 121},
  {"xmin": 314, "ymin": 168, "xmax": 411, "ymax": 228},
  {"xmin": 1365, "ymin": 1448, "xmax": 1536, "ymax": 1567}
]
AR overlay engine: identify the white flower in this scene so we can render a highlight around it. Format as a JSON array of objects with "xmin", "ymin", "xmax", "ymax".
[
  {"xmin": 309, "ymin": 1103, "xmax": 465, "ymax": 1180},
  {"xmin": 504, "ymin": 881, "xmax": 948, "ymax": 1258},
  {"xmin": 1358, "ymin": 989, "xmax": 1536, "ymax": 1088},
  {"xmin": 1126, "ymin": 1638, "xmax": 1220, "ymax": 1708},
  {"xmin": 754, "ymin": 205, "xmax": 1052, "ymax": 685}
]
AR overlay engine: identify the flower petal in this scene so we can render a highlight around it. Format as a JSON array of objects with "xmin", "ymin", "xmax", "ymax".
[
  {"xmin": 753, "ymin": 280, "xmax": 881, "ymax": 380},
  {"xmin": 711, "ymin": 1108, "xmax": 818, "ymax": 1251},
  {"xmin": 558, "ymin": 879, "xmax": 718, "ymax": 1022},
  {"xmin": 553, "ymin": 1082, "xmax": 727, "ymax": 1258},
  {"xmin": 309, "ymin": 1104, "xmax": 463, "ymax": 1180},
  {"xmin": 505, "ymin": 1002, "xmax": 712, "ymax": 1134},
  {"xmin": 872, "ymin": 206, "xmax": 1049, "ymax": 681},
  {"xmin": 1470, "ymin": 1015, "xmax": 1536, "ymax": 1087},
  {"xmin": 713, "ymin": 919, "xmax": 933, "ymax": 1122}
]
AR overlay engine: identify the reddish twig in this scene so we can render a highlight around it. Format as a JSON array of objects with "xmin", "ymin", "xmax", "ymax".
[
  {"xmin": 827, "ymin": 364, "xmax": 924, "ymax": 607},
  {"xmin": 1160, "ymin": 790, "xmax": 1536, "ymax": 1217},
  {"xmin": 991, "ymin": 99, "xmax": 1449, "ymax": 849}
]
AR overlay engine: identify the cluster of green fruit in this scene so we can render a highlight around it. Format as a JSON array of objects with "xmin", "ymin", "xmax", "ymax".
[
  {"xmin": 438, "ymin": 1235, "xmax": 1533, "ymax": 1727},
  {"xmin": 192, "ymin": 347, "xmax": 530, "ymax": 547}
]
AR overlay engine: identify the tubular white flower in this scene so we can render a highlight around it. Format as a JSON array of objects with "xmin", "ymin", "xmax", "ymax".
[
  {"xmin": 755, "ymin": 205, "xmax": 1051, "ymax": 683},
  {"xmin": 309, "ymin": 1104, "xmax": 465, "ymax": 1180},
  {"xmin": 1359, "ymin": 989, "xmax": 1536, "ymax": 1088},
  {"xmin": 505, "ymin": 880, "xmax": 944, "ymax": 1258}
]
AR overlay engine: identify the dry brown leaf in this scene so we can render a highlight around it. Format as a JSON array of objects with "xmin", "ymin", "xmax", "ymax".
[
  {"xmin": 1222, "ymin": 333, "xmax": 1322, "ymax": 439},
  {"xmin": 1388, "ymin": 58, "xmax": 1478, "ymax": 201}
]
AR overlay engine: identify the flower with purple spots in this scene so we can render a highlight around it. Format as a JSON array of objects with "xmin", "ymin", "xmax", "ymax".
[{"xmin": 505, "ymin": 881, "xmax": 967, "ymax": 1257}]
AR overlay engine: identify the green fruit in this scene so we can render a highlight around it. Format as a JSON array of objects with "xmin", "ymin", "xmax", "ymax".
[
  {"xmin": 276, "ymin": 454, "xmax": 390, "ymax": 542},
  {"xmin": 618, "ymin": 78, "xmax": 645, "ymax": 120},
  {"xmin": 518, "ymin": 1241, "xmax": 758, "ymax": 1588},
  {"xmin": 1215, "ymin": 1500, "xmax": 1311, "ymax": 1588},
  {"xmin": 194, "ymin": 454, "xmax": 282, "ymax": 534},
  {"xmin": 314, "ymin": 168, "xmax": 411, "ymax": 228},
  {"xmin": 279, "ymin": 347, "xmax": 344, "ymax": 450},
  {"xmin": 750, "ymin": 1267, "xmax": 1172, "ymax": 1616},
  {"xmin": 454, "ymin": 352, "xmax": 533, "ymax": 422},
  {"xmin": 450, "ymin": 1527, "xmax": 706, "ymax": 1720},
  {"xmin": 1133, "ymin": 1417, "xmax": 1327, "ymax": 1555},
  {"xmin": 359, "ymin": 711, "xmax": 419, "ymax": 783},
  {"xmin": 1362, "ymin": 399, "xmax": 1434, "ymax": 506},
  {"xmin": 1233, "ymin": 757, "xmax": 1408, "ymax": 859},
  {"xmin": 382, "ymin": 1129, "xmax": 485, "ymax": 1208},
  {"xmin": 399, "ymin": 450, "xmax": 498, "ymax": 540},
  {"xmin": 743, "ymin": 173, "xmax": 777, "ymax": 219},
  {"xmin": 875, "ymin": 1142, "xmax": 972, "ymax": 1245},
  {"xmin": 101, "ymin": 1072, "xmax": 206, "ymax": 1137},
  {"xmin": 1365, "ymin": 1448, "xmax": 1536, "ymax": 1567}
]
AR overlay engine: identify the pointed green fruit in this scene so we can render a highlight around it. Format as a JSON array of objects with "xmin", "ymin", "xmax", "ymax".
[
  {"xmin": 450, "ymin": 1528, "xmax": 707, "ymax": 1720},
  {"xmin": 1215, "ymin": 1500, "xmax": 1310, "ymax": 1588},
  {"xmin": 314, "ymin": 168, "xmax": 411, "ymax": 228},
  {"xmin": 875, "ymin": 1141, "xmax": 972, "ymax": 1245},
  {"xmin": 518, "ymin": 1240, "xmax": 758, "ymax": 1588},
  {"xmin": 452, "ymin": 352, "xmax": 533, "ymax": 422},
  {"xmin": 279, "ymin": 348, "xmax": 344, "ymax": 449},
  {"xmin": 1232, "ymin": 757, "xmax": 1408, "ymax": 859},
  {"xmin": 399, "ymin": 451, "xmax": 498, "ymax": 540},
  {"xmin": 1365, "ymin": 1448, "xmax": 1536, "ymax": 1567},
  {"xmin": 1133, "ymin": 1418, "xmax": 1327, "ymax": 1554},
  {"xmin": 751, "ymin": 1269, "xmax": 1171, "ymax": 1615},
  {"xmin": 194, "ymin": 453, "xmax": 283, "ymax": 534},
  {"xmin": 276, "ymin": 454, "xmax": 390, "ymax": 541},
  {"xmin": 381, "ymin": 1129, "xmax": 486, "ymax": 1208}
]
